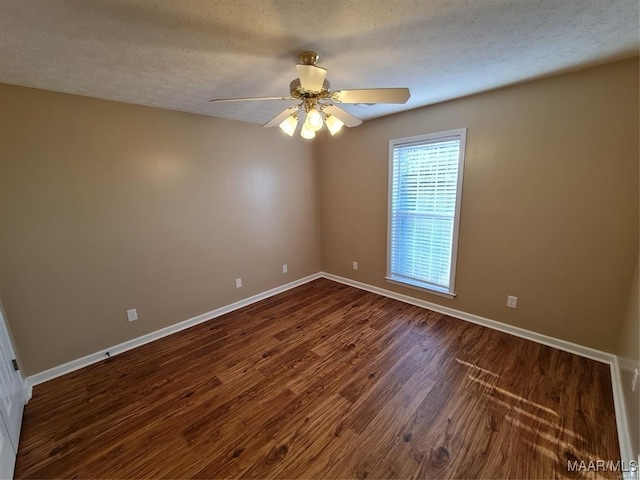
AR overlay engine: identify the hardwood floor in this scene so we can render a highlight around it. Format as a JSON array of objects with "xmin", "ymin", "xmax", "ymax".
[{"xmin": 15, "ymin": 279, "xmax": 620, "ymax": 479}]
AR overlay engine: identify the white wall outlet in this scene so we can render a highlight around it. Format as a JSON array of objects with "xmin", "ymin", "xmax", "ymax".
[
  {"xmin": 632, "ymin": 368, "xmax": 638, "ymax": 393},
  {"xmin": 506, "ymin": 296, "xmax": 518, "ymax": 308},
  {"xmin": 126, "ymin": 309, "xmax": 138, "ymax": 322},
  {"xmin": 235, "ymin": 278, "xmax": 242, "ymax": 288},
  {"xmin": 282, "ymin": 264, "xmax": 288, "ymax": 274},
  {"xmin": 352, "ymin": 261, "xmax": 358, "ymax": 271}
]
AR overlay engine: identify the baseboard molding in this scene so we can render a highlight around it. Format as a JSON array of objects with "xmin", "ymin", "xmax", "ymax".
[
  {"xmin": 321, "ymin": 272, "xmax": 614, "ymax": 363},
  {"xmin": 25, "ymin": 272, "xmax": 322, "ymax": 389},
  {"xmin": 24, "ymin": 270, "xmax": 634, "ymax": 476},
  {"xmin": 319, "ymin": 271, "xmax": 635, "ymax": 474},
  {"xmin": 610, "ymin": 357, "xmax": 637, "ymax": 479}
]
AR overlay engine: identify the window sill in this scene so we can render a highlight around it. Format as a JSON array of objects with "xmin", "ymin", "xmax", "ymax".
[{"xmin": 385, "ymin": 276, "xmax": 456, "ymax": 299}]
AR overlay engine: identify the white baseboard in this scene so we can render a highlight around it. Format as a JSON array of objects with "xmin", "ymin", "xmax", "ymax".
[
  {"xmin": 321, "ymin": 272, "xmax": 614, "ymax": 363},
  {"xmin": 24, "ymin": 269, "xmax": 634, "ymax": 476},
  {"xmin": 25, "ymin": 272, "xmax": 322, "ymax": 389},
  {"xmin": 610, "ymin": 357, "xmax": 637, "ymax": 479},
  {"xmin": 319, "ymin": 271, "xmax": 634, "ymax": 478}
]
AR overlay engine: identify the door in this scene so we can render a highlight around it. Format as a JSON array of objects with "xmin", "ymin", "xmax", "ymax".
[
  {"xmin": 0, "ymin": 306, "xmax": 25, "ymax": 478},
  {"xmin": 0, "ymin": 416, "xmax": 15, "ymax": 480}
]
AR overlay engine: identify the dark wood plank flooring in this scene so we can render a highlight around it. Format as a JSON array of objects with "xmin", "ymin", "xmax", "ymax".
[{"xmin": 15, "ymin": 279, "xmax": 620, "ymax": 479}]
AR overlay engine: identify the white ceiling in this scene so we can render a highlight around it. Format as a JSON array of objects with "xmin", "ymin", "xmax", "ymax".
[{"xmin": 1, "ymin": 0, "xmax": 638, "ymax": 125}]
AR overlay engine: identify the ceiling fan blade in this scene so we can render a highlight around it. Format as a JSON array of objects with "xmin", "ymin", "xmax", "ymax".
[
  {"xmin": 263, "ymin": 106, "xmax": 300, "ymax": 128},
  {"xmin": 296, "ymin": 64, "xmax": 327, "ymax": 92},
  {"xmin": 210, "ymin": 96, "xmax": 293, "ymax": 103},
  {"xmin": 323, "ymin": 105, "xmax": 363, "ymax": 128},
  {"xmin": 332, "ymin": 88, "xmax": 411, "ymax": 104}
]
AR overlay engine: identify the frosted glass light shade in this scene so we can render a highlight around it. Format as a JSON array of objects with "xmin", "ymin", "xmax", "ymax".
[
  {"xmin": 278, "ymin": 115, "xmax": 298, "ymax": 136},
  {"xmin": 325, "ymin": 115, "xmax": 344, "ymax": 135},
  {"xmin": 300, "ymin": 124, "xmax": 316, "ymax": 139},
  {"xmin": 305, "ymin": 107, "xmax": 323, "ymax": 132}
]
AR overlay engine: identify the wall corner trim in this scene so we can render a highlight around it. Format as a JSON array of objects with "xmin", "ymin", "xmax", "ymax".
[
  {"xmin": 23, "ymin": 379, "xmax": 32, "ymax": 404},
  {"xmin": 610, "ymin": 356, "xmax": 636, "ymax": 479}
]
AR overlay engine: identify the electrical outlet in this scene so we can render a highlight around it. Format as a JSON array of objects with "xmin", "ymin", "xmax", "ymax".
[
  {"xmin": 506, "ymin": 296, "xmax": 518, "ymax": 308},
  {"xmin": 126, "ymin": 309, "xmax": 138, "ymax": 322},
  {"xmin": 633, "ymin": 369, "xmax": 638, "ymax": 393},
  {"xmin": 282, "ymin": 264, "xmax": 288, "ymax": 274},
  {"xmin": 352, "ymin": 261, "xmax": 358, "ymax": 271},
  {"xmin": 235, "ymin": 278, "xmax": 242, "ymax": 288}
]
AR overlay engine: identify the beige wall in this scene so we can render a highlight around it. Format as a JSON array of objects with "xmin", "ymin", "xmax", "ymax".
[
  {"xmin": 1, "ymin": 58, "xmax": 638, "ymax": 377},
  {"xmin": 318, "ymin": 58, "xmax": 639, "ymax": 352},
  {"xmin": 617, "ymin": 260, "xmax": 639, "ymax": 462},
  {"xmin": 0, "ymin": 84, "xmax": 321, "ymax": 375}
]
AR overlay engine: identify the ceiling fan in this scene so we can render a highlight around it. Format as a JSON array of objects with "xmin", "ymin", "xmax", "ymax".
[{"xmin": 209, "ymin": 51, "xmax": 411, "ymax": 139}]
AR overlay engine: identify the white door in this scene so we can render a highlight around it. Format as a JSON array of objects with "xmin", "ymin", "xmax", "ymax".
[
  {"xmin": 0, "ymin": 307, "xmax": 25, "ymax": 479},
  {"xmin": 0, "ymin": 416, "xmax": 15, "ymax": 480}
]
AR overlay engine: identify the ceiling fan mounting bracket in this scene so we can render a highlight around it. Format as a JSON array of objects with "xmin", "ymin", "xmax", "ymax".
[{"xmin": 298, "ymin": 51, "xmax": 320, "ymax": 65}]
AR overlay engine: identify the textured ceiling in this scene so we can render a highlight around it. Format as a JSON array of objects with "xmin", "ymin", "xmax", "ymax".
[{"xmin": 1, "ymin": 0, "xmax": 638, "ymax": 125}]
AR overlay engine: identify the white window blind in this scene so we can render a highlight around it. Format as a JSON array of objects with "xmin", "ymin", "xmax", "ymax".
[{"xmin": 387, "ymin": 129, "xmax": 466, "ymax": 296}]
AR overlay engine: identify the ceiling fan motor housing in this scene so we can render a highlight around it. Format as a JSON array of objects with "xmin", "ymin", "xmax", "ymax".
[{"xmin": 289, "ymin": 78, "xmax": 331, "ymax": 99}]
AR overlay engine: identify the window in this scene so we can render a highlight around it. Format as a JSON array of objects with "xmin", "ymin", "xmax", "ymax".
[{"xmin": 387, "ymin": 129, "xmax": 466, "ymax": 298}]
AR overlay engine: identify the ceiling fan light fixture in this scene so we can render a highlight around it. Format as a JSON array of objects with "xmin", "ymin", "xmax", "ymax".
[
  {"xmin": 305, "ymin": 107, "xmax": 324, "ymax": 132},
  {"xmin": 325, "ymin": 114, "xmax": 344, "ymax": 136},
  {"xmin": 212, "ymin": 51, "xmax": 410, "ymax": 139},
  {"xmin": 278, "ymin": 114, "xmax": 298, "ymax": 136},
  {"xmin": 300, "ymin": 124, "xmax": 316, "ymax": 139}
]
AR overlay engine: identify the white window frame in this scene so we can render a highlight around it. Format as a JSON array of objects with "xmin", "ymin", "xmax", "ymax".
[{"xmin": 386, "ymin": 128, "xmax": 467, "ymax": 299}]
